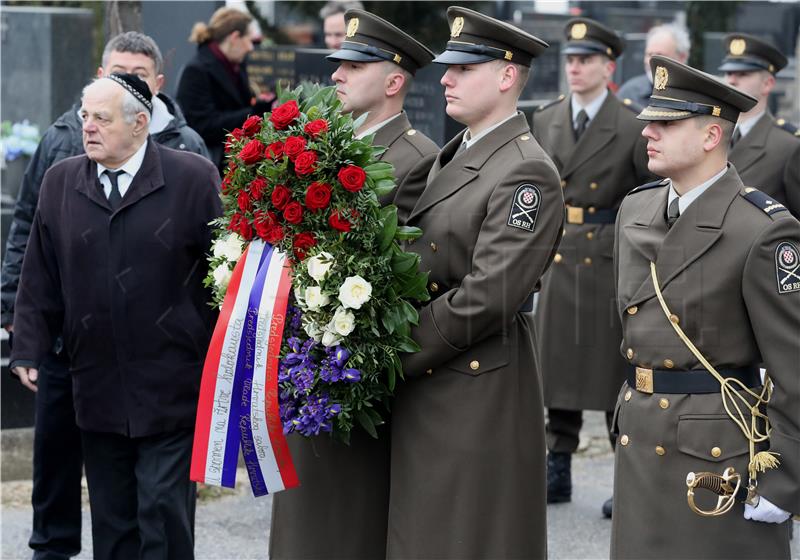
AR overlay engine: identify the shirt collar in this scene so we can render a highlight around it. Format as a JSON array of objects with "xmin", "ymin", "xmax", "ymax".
[
  {"xmin": 463, "ymin": 112, "xmax": 518, "ymax": 149},
  {"xmin": 571, "ymin": 89, "xmax": 608, "ymax": 126},
  {"xmin": 356, "ymin": 112, "xmax": 402, "ymax": 139},
  {"xmin": 736, "ymin": 110, "xmax": 765, "ymax": 138},
  {"xmin": 667, "ymin": 165, "xmax": 728, "ymax": 214},
  {"xmin": 148, "ymin": 94, "xmax": 173, "ymax": 134},
  {"xmin": 96, "ymin": 139, "xmax": 149, "ymax": 179}
]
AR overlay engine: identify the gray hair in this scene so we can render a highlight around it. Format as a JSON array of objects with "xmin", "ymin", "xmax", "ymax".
[
  {"xmin": 647, "ymin": 23, "xmax": 691, "ymax": 59},
  {"xmin": 81, "ymin": 79, "xmax": 151, "ymax": 128},
  {"xmin": 319, "ymin": 1, "xmax": 363, "ymax": 20},
  {"xmin": 102, "ymin": 31, "xmax": 164, "ymax": 75}
]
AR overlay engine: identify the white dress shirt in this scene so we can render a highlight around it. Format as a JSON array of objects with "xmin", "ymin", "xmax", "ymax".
[
  {"xmin": 356, "ymin": 112, "xmax": 403, "ymax": 139},
  {"xmin": 667, "ymin": 165, "xmax": 728, "ymax": 215},
  {"xmin": 734, "ymin": 110, "xmax": 765, "ymax": 140},
  {"xmin": 570, "ymin": 89, "xmax": 608, "ymax": 129},
  {"xmin": 463, "ymin": 111, "xmax": 518, "ymax": 150},
  {"xmin": 96, "ymin": 139, "xmax": 148, "ymax": 199}
]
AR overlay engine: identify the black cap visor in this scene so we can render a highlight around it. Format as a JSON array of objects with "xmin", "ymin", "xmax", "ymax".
[
  {"xmin": 432, "ymin": 49, "xmax": 495, "ymax": 65},
  {"xmin": 563, "ymin": 41, "xmax": 612, "ymax": 57},
  {"xmin": 718, "ymin": 57, "xmax": 771, "ymax": 73},
  {"xmin": 326, "ymin": 48, "xmax": 384, "ymax": 64}
]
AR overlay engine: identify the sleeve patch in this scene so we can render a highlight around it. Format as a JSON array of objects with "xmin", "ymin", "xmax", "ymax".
[
  {"xmin": 776, "ymin": 241, "xmax": 800, "ymax": 294},
  {"xmin": 507, "ymin": 184, "xmax": 541, "ymax": 232}
]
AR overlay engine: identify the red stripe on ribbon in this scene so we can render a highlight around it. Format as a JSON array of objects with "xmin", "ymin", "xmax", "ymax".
[
  {"xmin": 264, "ymin": 263, "xmax": 299, "ymax": 489},
  {"xmin": 191, "ymin": 246, "xmax": 250, "ymax": 483}
]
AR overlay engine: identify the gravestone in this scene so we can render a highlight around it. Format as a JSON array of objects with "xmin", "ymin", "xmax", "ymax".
[{"xmin": 0, "ymin": 7, "xmax": 94, "ymax": 132}]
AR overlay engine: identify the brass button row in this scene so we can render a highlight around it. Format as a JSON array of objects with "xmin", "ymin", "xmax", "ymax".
[
  {"xmin": 554, "ymin": 253, "xmax": 563, "ymax": 264},
  {"xmin": 586, "ymin": 231, "xmax": 594, "ymax": 240},
  {"xmin": 627, "ymin": 305, "xmax": 638, "ymax": 315},
  {"xmin": 430, "ymin": 242, "xmax": 437, "ymax": 252},
  {"xmin": 659, "ymin": 398, "xmax": 670, "ymax": 409},
  {"xmin": 663, "ymin": 359, "xmax": 674, "ymax": 369},
  {"xmin": 430, "ymin": 282, "xmax": 439, "ymax": 293},
  {"xmin": 711, "ymin": 446, "xmax": 722, "ymax": 458},
  {"xmin": 626, "ymin": 348, "xmax": 634, "ymax": 360},
  {"xmin": 590, "ymin": 182, "xmax": 598, "ymax": 190},
  {"xmin": 620, "ymin": 434, "xmax": 629, "ymax": 446},
  {"xmin": 624, "ymin": 389, "xmax": 632, "ymax": 401},
  {"xmin": 469, "ymin": 360, "xmax": 480, "ymax": 371},
  {"xmin": 655, "ymin": 445, "xmax": 666, "ymax": 456},
  {"xmin": 426, "ymin": 368, "xmax": 433, "ymax": 375}
]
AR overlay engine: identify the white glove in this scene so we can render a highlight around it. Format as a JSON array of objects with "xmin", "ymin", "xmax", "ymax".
[{"xmin": 744, "ymin": 495, "xmax": 791, "ymax": 523}]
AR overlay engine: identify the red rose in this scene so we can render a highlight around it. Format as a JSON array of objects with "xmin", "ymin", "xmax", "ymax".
[
  {"xmin": 237, "ymin": 190, "xmax": 252, "ymax": 212},
  {"xmin": 270, "ymin": 100, "xmax": 300, "ymax": 130},
  {"xmin": 337, "ymin": 165, "xmax": 366, "ymax": 192},
  {"xmin": 255, "ymin": 211, "xmax": 284, "ymax": 243},
  {"xmin": 283, "ymin": 136, "xmax": 307, "ymax": 160},
  {"xmin": 231, "ymin": 128, "xmax": 244, "ymax": 140},
  {"xmin": 304, "ymin": 119, "xmax": 328, "ymax": 138},
  {"xmin": 249, "ymin": 177, "xmax": 268, "ymax": 201},
  {"xmin": 266, "ymin": 141, "xmax": 284, "ymax": 160},
  {"xmin": 221, "ymin": 177, "xmax": 231, "ymax": 194},
  {"xmin": 305, "ymin": 182, "xmax": 332, "ymax": 212},
  {"xmin": 271, "ymin": 184, "xmax": 291, "ymax": 210},
  {"xmin": 229, "ymin": 213, "xmax": 253, "ymax": 240},
  {"xmin": 328, "ymin": 210, "xmax": 352, "ymax": 233},
  {"xmin": 283, "ymin": 200, "xmax": 304, "ymax": 224},
  {"xmin": 294, "ymin": 150, "xmax": 318, "ymax": 176},
  {"xmin": 293, "ymin": 232, "xmax": 317, "ymax": 260},
  {"xmin": 242, "ymin": 115, "xmax": 262, "ymax": 136},
  {"xmin": 239, "ymin": 138, "xmax": 265, "ymax": 165}
]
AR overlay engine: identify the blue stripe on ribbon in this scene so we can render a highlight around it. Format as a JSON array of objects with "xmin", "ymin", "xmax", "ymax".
[{"xmin": 221, "ymin": 243, "xmax": 272, "ymax": 489}]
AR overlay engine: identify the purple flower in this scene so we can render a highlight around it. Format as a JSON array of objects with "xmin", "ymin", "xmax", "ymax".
[
  {"xmin": 331, "ymin": 346, "xmax": 350, "ymax": 368},
  {"xmin": 343, "ymin": 368, "xmax": 361, "ymax": 382}
]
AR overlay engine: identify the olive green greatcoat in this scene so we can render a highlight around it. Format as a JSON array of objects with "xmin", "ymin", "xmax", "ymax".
[
  {"xmin": 730, "ymin": 111, "xmax": 800, "ymax": 217},
  {"xmin": 387, "ymin": 113, "xmax": 564, "ymax": 559},
  {"xmin": 269, "ymin": 112, "xmax": 437, "ymax": 560},
  {"xmin": 532, "ymin": 91, "xmax": 653, "ymax": 411},
  {"xmin": 611, "ymin": 167, "xmax": 800, "ymax": 559}
]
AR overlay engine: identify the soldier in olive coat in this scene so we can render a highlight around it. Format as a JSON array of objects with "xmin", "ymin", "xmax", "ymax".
[
  {"xmin": 388, "ymin": 7, "xmax": 564, "ymax": 559},
  {"xmin": 720, "ymin": 33, "xmax": 800, "ymax": 217},
  {"xmin": 612, "ymin": 56, "xmax": 800, "ymax": 559},
  {"xmin": 532, "ymin": 17, "xmax": 653, "ymax": 510},
  {"xmin": 269, "ymin": 11, "xmax": 437, "ymax": 560}
]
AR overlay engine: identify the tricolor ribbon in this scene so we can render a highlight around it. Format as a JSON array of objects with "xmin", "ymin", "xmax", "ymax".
[{"xmin": 192, "ymin": 240, "xmax": 299, "ymax": 496}]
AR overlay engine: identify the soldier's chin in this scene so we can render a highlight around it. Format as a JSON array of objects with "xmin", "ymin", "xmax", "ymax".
[{"xmin": 445, "ymin": 103, "xmax": 464, "ymax": 124}]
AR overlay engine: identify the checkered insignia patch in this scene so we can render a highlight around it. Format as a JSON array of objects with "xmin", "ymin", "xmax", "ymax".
[
  {"xmin": 776, "ymin": 241, "xmax": 800, "ymax": 294},
  {"xmin": 507, "ymin": 184, "xmax": 541, "ymax": 232}
]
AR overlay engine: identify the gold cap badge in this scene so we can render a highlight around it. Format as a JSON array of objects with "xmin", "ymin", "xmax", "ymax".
[
  {"xmin": 729, "ymin": 38, "xmax": 746, "ymax": 56},
  {"xmin": 570, "ymin": 22, "xmax": 587, "ymax": 40},
  {"xmin": 654, "ymin": 66, "xmax": 668, "ymax": 90},
  {"xmin": 451, "ymin": 16, "xmax": 464, "ymax": 38},
  {"xmin": 346, "ymin": 17, "xmax": 359, "ymax": 38}
]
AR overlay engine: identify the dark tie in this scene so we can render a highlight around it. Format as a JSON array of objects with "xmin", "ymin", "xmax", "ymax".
[
  {"xmin": 666, "ymin": 196, "xmax": 681, "ymax": 229},
  {"xmin": 730, "ymin": 127, "xmax": 742, "ymax": 149},
  {"xmin": 105, "ymin": 170, "xmax": 124, "ymax": 210},
  {"xmin": 574, "ymin": 109, "xmax": 589, "ymax": 140}
]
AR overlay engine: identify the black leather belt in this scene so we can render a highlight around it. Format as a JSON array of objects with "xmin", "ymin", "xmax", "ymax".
[
  {"xmin": 565, "ymin": 205, "xmax": 618, "ymax": 224},
  {"xmin": 627, "ymin": 365, "xmax": 760, "ymax": 394}
]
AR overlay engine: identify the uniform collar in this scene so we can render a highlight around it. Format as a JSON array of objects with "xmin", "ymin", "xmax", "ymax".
[
  {"xmin": 736, "ymin": 109, "xmax": 765, "ymax": 138},
  {"xmin": 356, "ymin": 112, "xmax": 403, "ymax": 139},
  {"xmin": 667, "ymin": 165, "xmax": 728, "ymax": 214},
  {"xmin": 463, "ymin": 111, "xmax": 518, "ymax": 149},
  {"xmin": 571, "ymin": 88, "xmax": 608, "ymax": 125}
]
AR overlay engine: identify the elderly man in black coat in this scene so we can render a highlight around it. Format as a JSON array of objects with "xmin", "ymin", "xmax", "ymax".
[{"xmin": 11, "ymin": 73, "xmax": 222, "ymax": 560}]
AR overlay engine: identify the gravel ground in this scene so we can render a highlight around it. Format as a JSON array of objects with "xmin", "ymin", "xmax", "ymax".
[{"xmin": 2, "ymin": 412, "xmax": 797, "ymax": 559}]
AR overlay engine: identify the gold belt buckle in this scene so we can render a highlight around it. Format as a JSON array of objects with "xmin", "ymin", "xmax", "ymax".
[
  {"xmin": 566, "ymin": 205, "xmax": 584, "ymax": 225},
  {"xmin": 635, "ymin": 367, "xmax": 654, "ymax": 394}
]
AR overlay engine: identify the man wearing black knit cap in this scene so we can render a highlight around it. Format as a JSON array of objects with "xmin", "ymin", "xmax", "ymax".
[{"xmin": 11, "ymin": 73, "xmax": 222, "ymax": 560}]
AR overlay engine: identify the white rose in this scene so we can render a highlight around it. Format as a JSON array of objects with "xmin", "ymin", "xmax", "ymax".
[
  {"xmin": 330, "ymin": 306, "xmax": 356, "ymax": 337},
  {"xmin": 212, "ymin": 233, "xmax": 244, "ymax": 261},
  {"xmin": 321, "ymin": 328, "xmax": 342, "ymax": 348},
  {"xmin": 212, "ymin": 264, "xmax": 233, "ymax": 290},
  {"xmin": 304, "ymin": 286, "xmax": 331, "ymax": 310},
  {"xmin": 337, "ymin": 275, "xmax": 372, "ymax": 309},
  {"xmin": 307, "ymin": 252, "xmax": 334, "ymax": 283},
  {"xmin": 304, "ymin": 321, "xmax": 323, "ymax": 342}
]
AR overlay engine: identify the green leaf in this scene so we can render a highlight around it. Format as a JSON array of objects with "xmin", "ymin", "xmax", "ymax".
[
  {"xmin": 395, "ymin": 226, "xmax": 423, "ymax": 241},
  {"xmin": 391, "ymin": 251, "xmax": 417, "ymax": 274},
  {"xmin": 386, "ymin": 356, "xmax": 397, "ymax": 391},
  {"xmin": 356, "ymin": 410, "xmax": 378, "ymax": 438},
  {"xmin": 378, "ymin": 206, "xmax": 398, "ymax": 252},
  {"xmin": 401, "ymin": 300, "xmax": 419, "ymax": 325},
  {"xmin": 397, "ymin": 335, "xmax": 421, "ymax": 353}
]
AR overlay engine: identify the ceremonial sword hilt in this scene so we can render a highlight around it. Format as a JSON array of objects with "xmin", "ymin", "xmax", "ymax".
[{"xmin": 686, "ymin": 467, "xmax": 757, "ymax": 517}]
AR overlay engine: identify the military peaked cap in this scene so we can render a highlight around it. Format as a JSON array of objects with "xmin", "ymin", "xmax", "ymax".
[
  {"xmin": 562, "ymin": 18, "xmax": 624, "ymax": 59},
  {"xmin": 637, "ymin": 56, "xmax": 757, "ymax": 123},
  {"xmin": 718, "ymin": 33, "xmax": 787, "ymax": 75},
  {"xmin": 326, "ymin": 9, "xmax": 434, "ymax": 75},
  {"xmin": 433, "ymin": 6, "xmax": 548, "ymax": 67}
]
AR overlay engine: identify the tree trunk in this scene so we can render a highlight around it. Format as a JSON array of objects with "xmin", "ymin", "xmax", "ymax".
[{"xmin": 105, "ymin": 1, "xmax": 143, "ymax": 39}]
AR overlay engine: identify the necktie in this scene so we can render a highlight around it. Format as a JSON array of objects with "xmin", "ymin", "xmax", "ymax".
[
  {"xmin": 730, "ymin": 127, "xmax": 742, "ymax": 149},
  {"xmin": 574, "ymin": 109, "xmax": 589, "ymax": 141},
  {"xmin": 666, "ymin": 196, "xmax": 681, "ymax": 229},
  {"xmin": 105, "ymin": 170, "xmax": 124, "ymax": 210}
]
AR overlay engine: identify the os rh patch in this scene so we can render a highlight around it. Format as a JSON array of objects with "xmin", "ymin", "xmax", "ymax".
[
  {"xmin": 775, "ymin": 241, "xmax": 800, "ymax": 294},
  {"xmin": 507, "ymin": 184, "xmax": 541, "ymax": 232}
]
